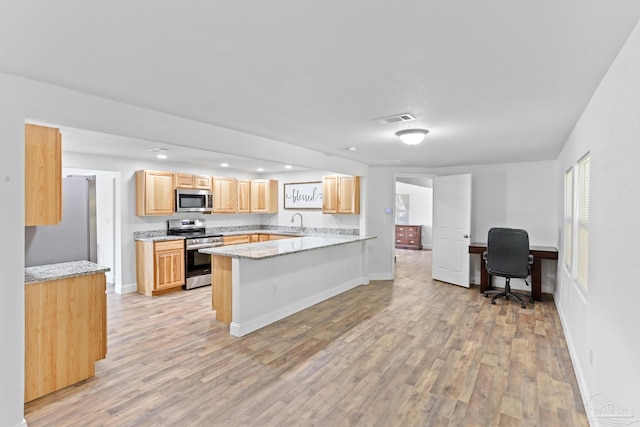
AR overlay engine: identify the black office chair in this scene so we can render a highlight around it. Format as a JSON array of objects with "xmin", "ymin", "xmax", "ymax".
[{"xmin": 483, "ymin": 227, "xmax": 534, "ymax": 308}]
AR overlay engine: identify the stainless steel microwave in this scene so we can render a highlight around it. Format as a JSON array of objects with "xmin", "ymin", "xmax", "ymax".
[{"xmin": 175, "ymin": 189, "xmax": 213, "ymax": 213}]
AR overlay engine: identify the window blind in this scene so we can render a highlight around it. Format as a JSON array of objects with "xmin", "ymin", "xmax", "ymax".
[
  {"xmin": 564, "ymin": 168, "xmax": 574, "ymax": 270},
  {"xmin": 577, "ymin": 154, "xmax": 590, "ymax": 289}
]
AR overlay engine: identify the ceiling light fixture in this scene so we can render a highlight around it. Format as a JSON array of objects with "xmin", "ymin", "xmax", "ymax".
[
  {"xmin": 221, "ymin": 163, "xmax": 229, "ymax": 167},
  {"xmin": 257, "ymin": 168, "xmax": 264, "ymax": 172},
  {"xmin": 284, "ymin": 165, "xmax": 292, "ymax": 169},
  {"xmin": 395, "ymin": 129, "xmax": 429, "ymax": 145},
  {"xmin": 156, "ymin": 154, "xmax": 167, "ymax": 159},
  {"xmin": 346, "ymin": 146, "xmax": 357, "ymax": 151}
]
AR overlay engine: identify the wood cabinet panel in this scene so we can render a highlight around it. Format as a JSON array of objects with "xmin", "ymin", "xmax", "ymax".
[
  {"xmin": 237, "ymin": 179, "xmax": 251, "ymax": 213},
  {"xmin": 322, "ymin": 175, "xmax": 359, "ymax": 214},
  {"xmin": 155, "ymin": 247, "xmax": 184, "ymax": 290},
  {"xmin": 176, "ymin": 173, "xmax": 211, "ymax": 190},
  {"xmin": 25, "ymin": 123, "xmax": 62, "ymax": 225},
  {"xmin": 136, "ymin": 240, "xmax": 184, "ymax": 296},
  {"xmin": 212, "ymin": 255, "xmax": 232, "ymax": 324},
  {"xmin": 223, "ymin": 235, "xmax": 252, "ymax": 246},
  {"xmin": 337, "ymin": 176, "xmax": 360, "ymax": 214},
  {"xmin": 174, "ymin": 173, "xmax": 194, "ymax": 189},
  {"xmin": 212, "ymin": 177, "xmax": 237, "ymax": 213},
  {"xmin": 322, "ymin": 176, "xmax": 338, "ymax": 213},
  {"xmin": 25, "ymin": 273, "xmax": 107, "ymax": 402},
  {"xmin": 136, "ymin": 170, "xmax": 175, "ymax": 216},
  {"xmin": 268, "ymin": 234, "xmax": 294, "ymax": 241},
  {"xmin": 250, "ymin": 179, "xmax": 278, "ymax": 213},
  {"xmin": 193, "ymin": 175, "xmax": 212, "ymax": 190}
]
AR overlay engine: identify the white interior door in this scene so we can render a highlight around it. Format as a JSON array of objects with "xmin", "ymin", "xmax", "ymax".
[{"xmin": 432, "ymin": 174, "xmax": 472, "ymax": 287}]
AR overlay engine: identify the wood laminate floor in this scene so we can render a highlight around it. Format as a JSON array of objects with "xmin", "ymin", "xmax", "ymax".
[{"xmin": 24, "ymin": 250, "xmax": 588, "ymax": 426}]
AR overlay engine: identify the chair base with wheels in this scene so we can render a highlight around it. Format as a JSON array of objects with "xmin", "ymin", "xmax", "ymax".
[{"xmin": 484, "ymin": 277, "xmax": 533, "ymax": 309}]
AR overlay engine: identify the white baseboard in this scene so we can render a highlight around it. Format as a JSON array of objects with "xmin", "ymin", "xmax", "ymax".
[
  {"xmin": 369, "ymin": 272, "xmax": 394, "ymax": 281},
  {"xmin": 554, "ymin": 290, "xmax": 590, "ymax": 417},
  {"xmin": 230, "ymin": 278, "xmax": 362, "ymax": 337},
  {"xmin": 116, "ymin": 282, "xmax": 137, "ymax": 294}
]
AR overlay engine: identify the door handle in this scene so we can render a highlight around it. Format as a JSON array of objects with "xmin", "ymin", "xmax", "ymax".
[{"xmin": 463, "ymin": 234, "xmax": 469, "ymax": 238}]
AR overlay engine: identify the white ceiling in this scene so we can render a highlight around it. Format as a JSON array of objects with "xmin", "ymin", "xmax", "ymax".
[{"xmin": 2, "ymin": 1, "xmax": 640, "ymax": 169}]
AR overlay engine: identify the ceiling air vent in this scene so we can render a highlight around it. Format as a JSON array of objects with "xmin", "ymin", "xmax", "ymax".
[{"xmin": 373, "ymin": 113, "xmax": 416, "ymax": 125}]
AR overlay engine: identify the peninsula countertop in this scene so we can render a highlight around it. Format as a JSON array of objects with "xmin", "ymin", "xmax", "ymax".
[
  {"xmin": 25, "ymin": 260, "xmax": 111, "ymax": 284},
  {"xmin": 199, "ymin": 234, "xmax": 376, "ymax": 260}
]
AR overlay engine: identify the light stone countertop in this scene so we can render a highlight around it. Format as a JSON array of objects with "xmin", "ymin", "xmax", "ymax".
[
  {"xmin": 134, "ymin": 235, "xmax": 186, "ymax": 242},
  {"xmin": 25, "ymin": 260, "xmax": 111, "ymax": 284},
  {"xmin": 199, "ymin": 234, "xmax": 376, "ymax": 260},
  {"xmin": 219, "ymin": 229, "xmax": 307, "ymax": 237}
]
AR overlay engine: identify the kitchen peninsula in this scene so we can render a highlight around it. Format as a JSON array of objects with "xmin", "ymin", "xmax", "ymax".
[
  {"xmin": 24, "ymin": 260, "xmax": 110, "ymax": 402},
  {"xmin": 200, "ymin": 234, "xmax": 375, "ymax": 337}
]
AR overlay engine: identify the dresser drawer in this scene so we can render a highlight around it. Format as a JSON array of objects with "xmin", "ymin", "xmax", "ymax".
[{"xmin": 395, "ymin": 225, "xmax": 423, "ymax": 250}]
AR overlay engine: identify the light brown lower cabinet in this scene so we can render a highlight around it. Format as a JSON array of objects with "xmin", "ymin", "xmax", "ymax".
[
  {"xmin": 267, "ymin": 234, "xmax": 295, "ymax": 241},
  {"xmin": 223, "ymin": 235, "xmax": 252, "ymax": 246},
  {"xmin": 225, "ymin": 234, "xmax": 294, "ymax": 245},
  {"xmin": 25, "ymin": 273, "xmax": 107, "ymax": 402},
  {"xmin": 136, "ymin": 240, "xmax": 185, "ymax": 296}
]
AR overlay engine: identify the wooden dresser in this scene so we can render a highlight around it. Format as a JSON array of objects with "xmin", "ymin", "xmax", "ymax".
[{"xmin": 395, "ymin": 225, "xmax": 423, "ymax": 250}]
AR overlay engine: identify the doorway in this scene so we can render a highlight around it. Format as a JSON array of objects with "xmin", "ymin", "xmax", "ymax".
[
  {"xmin": 64, "ymin": 167, "xmax": 122, "ymax": 293},
  {"xmin": 392, "ymin": 173, "xmax": 435, "ymax": 276}
]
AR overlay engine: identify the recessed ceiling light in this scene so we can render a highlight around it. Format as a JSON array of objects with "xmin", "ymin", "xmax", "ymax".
[
  {"xmin": 221, "ymin": 163, "xmax": 229, "ymax": 168},
  {"xmin": 156, "ymin": 154, "xmax": 167, "ymax": 159},
  {"xmin": 346, "ymin": 146, "xmax": 357, "ymax": 151},
  {"xmin": 284, "ymin": 165, "xmax": 292, "ymax": 169},
  {"xmin": 257, "ymin": 168, "xmax": 264, "ymax": 172}
]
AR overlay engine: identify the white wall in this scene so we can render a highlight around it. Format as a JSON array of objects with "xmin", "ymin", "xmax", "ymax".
[
  {"xmin": 0, "ymin": 105, "xmax": 27, "ymax": 427},
  {"xmin": 367, "ymin": 161, "xmax": 558, "ymax": 290},
  {"xmin": 0, "ymin": 71, "xmax": 369, "ymax": 426},
  {"xmin": 395, "ymin": 181, "xmax": 433, "ymax": 248},
  {"xmin": 554, "ymin": 21, "xmax": 640, "ymax": 417}
]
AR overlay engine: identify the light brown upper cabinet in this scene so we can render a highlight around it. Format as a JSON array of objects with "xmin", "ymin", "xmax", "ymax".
[
  {"xmin": 212, "ymin": 177, "xmax": 237, "ymax": 213},
  {"xmin": 322, "ymin": 176, "xmax": 338, "ymax": 214},
  {"xmin": 136, "ymin": 170, "xmax": 175, "ymax": 216},
  {"xmin": 25, "ymin": 124, "xmax": 62, "ymax": 226},
  {"xmin": 250, "ymin": 179, "xmax": 278, "ymax": 214},
  {"xmin": 322, "ymin": 175, "xmax": 360, "ymax": 214},
  {"xmin": 175, "ymin": 173, "xmax": 212, "ymax": 190},
  {"xmin": 237, "ymin": 179, "xmax": 251, "ymax": 213}
]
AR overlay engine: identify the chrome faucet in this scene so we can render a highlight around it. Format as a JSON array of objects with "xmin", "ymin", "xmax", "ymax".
[{"xmin": 291, "ymin": 213, "xmax": 304, "ymax": 229}]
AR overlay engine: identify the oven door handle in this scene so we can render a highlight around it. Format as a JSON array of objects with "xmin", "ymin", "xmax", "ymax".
[{"xmin": 187, "ymin": 243, "xmax": 224, "ymax": 250}]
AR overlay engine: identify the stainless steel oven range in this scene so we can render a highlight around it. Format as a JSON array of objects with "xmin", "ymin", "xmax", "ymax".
[{"xmin": 167, "ymin": 219, "xmax": 223, "ymax": 290}]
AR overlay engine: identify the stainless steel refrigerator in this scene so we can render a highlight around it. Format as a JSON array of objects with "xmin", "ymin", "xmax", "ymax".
[{"xmin": 25, "ymin": 175, "xmax": 97, "ymax": 267}]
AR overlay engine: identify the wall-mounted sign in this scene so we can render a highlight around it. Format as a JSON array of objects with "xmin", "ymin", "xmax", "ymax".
[{"xmin": 284, "ymin": 181, "xmax": 323, "ymax": 209}]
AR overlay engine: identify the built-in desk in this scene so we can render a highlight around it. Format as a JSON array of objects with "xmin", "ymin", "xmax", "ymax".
[{"xmin": 468, "ymin": 243, "xmax": 558, "ymax": 301}]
